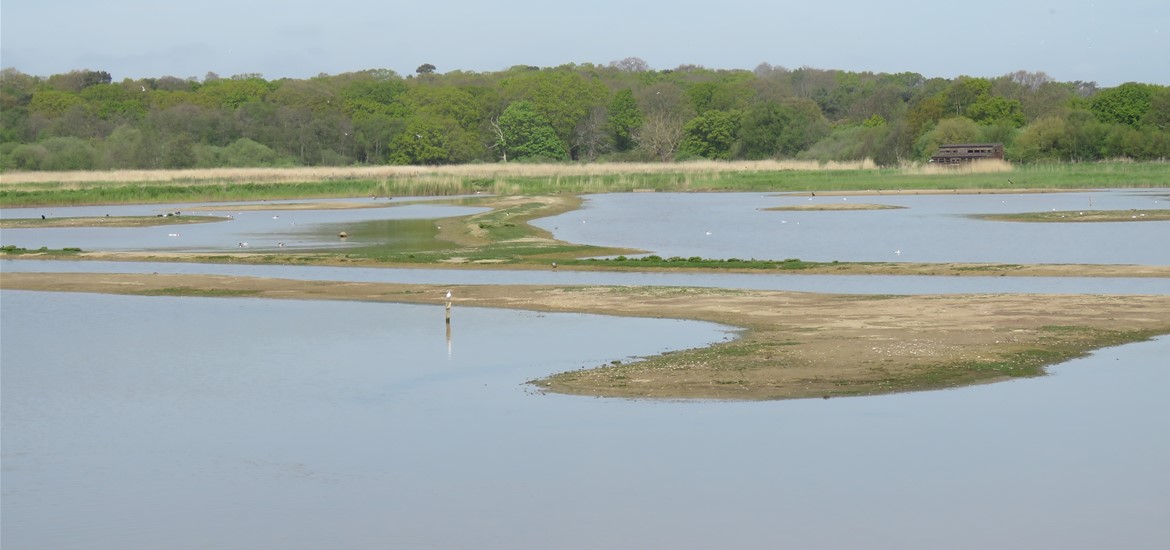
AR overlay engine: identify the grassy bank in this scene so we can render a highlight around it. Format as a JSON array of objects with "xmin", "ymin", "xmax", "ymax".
[
  {"xmin": 975, "ymin": 209, "xmax": 1170, "ymax": 222},
  {"xmin": 0, "ymin": 214, "xmax": 228, "ymax": 229},
  {"xmin": 3, "ymin": 160, "xmax": 1168, "ymax": 207}
]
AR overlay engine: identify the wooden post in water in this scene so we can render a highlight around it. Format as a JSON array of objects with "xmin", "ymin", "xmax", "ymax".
[{"xmin": 445, "ymin": 289, "xmax": 452, "ymax": 324}]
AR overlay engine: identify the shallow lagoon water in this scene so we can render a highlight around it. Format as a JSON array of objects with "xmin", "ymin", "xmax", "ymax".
[
  {"xmin": 3, "ymin": 190, "xmax": 1170, "ymax": 548},
  {"xmin": 5, "ymin": 190, "xmax": 1168, "ymax": 264},
  {"xmin": 3, "ymin": 290, "xmax": 1167, "ymax": 549},
  {"xmin": 1, "ymin": 196, "xmax": 487, "ymax": 252},
  {"xmin": 534, "ymin": 189, "xmax": 1170, "ymax": 265}
]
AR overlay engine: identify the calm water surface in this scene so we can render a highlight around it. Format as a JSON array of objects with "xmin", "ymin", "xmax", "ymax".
[
  {"xmin": 3, "ymin": 290, "xmax": 1167, "ymax": 549},
  {"xmin": 0, "ymin": 196, "xmax": 487, "ymax": 252},
  {"xmin": 533, "ymin": 189, "xmax": 1170, "ymax": 264},
  {"xmin": 3, "ymin": 190, "xmax": 1169, "ymax": 548},
  {"xmin": 5, "ymin": 190, "xmax": 1168, "ymax": 264}
]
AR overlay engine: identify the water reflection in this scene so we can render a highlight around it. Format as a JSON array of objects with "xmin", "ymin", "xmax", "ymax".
[
  {"xmin": 6, "ymin": 190, "xmax": 1167, "ymax": 264},
  {"xmin": 336, "ymin": 217, "xmax": 455, "ymax": 252},
  {"xmin": 533, "ymin": 189, "xmax": 1170, "ymax": 265},
  {"xmin": 2, "ymin": 290, "xmax": 1166, "ymax": 549},
  {"xmin": 0, "ymin": 197, "xmax": 487, "ymax": 252},
  {"xmin": 3, "ymin": 189, "xmax": 1169, "ymax": 548}
]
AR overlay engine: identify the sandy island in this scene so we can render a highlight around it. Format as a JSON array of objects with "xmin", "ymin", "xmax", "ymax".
[
  {"xmin": 761, "ymin": 203, "xmax": 905, "ymax": 211},
  {"xmin": 4, "ymin": 271, "xmax": 1168, "ymax": 401}
]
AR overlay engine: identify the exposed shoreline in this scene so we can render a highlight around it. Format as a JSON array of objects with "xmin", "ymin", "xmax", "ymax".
[
  {"xmin": 6, "ymin": 252, "xmax": 1170, "ymax": 279},
  {"xmin": 4, "ymin": 271, "xmax": 1168, "ymax": 401}
]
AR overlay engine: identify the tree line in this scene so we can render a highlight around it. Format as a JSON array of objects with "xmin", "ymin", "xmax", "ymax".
[{"xmin": 1, "ymin": 59, "xmax": 1167, "ymax": 172}]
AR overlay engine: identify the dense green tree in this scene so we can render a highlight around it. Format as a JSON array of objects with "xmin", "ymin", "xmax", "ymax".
[
  {"xmin": 686, "ymin": 81, "xmax": 720, "ymax": 114},
  {"xmin": 1144, "ymin": 87, "xmax": 1170, "ymax": 130},
  {"xmin": 162, "ymin": 133, "xmax": 197, "ymax": 168},
  {"xmin": 353, "ymin": 114, "xmax": 405, "ymax": 164},
  {"xmin": 816, "ymin": 71, "xmax": 872, "ymax": 120},
  {"xmin": 735, "ymin": 98, "xmax": 828, "ymax": 159},
  {"xmin": 1090, "ymin": 82, "xmax": 1154, "ymax": 126},
  {"xmin": 685, "ymin": 77, "xmax": 754, "ymax": 114},
  {"xmin": 966, "ymin": 95, "xmax": 1026, "ymax": 127},
  {"xmin": 147, "ymin": 104, "xmax": 237, "ymax": 146},
  {"xmin": 502, "ymin": 69, "xmax": 608, "ymax": 158},
  {"xmin": 495, "ymin": 101, "xmax": 568, "ymax": 161},
  {"xmin": 101, "ymin": 125, "xmax": 151, "ymax": 168},
  {"xmin": 342, "ymin": 76, "xmax": 410, "ymax": 122},
  {"xmin": 267, "ymin": 79, "xmax": 341, "ymax": 115},
  {"xmin": 1101, "ymin": 125, "xmax": 1147, "ymax": 158},
  {"xmin": 196, "ymin": 77, "xmax": 273, "ymax": 109},
  {"xmin": 904, "ymin": 94, "xmax": 947, "ymax": 142},
  {"xmin": 607, "ymin": 89, "xmax": 642, "ymax": 152},
  {"xmin": 28, "ymin": 90, "xmax": 85, "ymax": 118},
  {"xmin": 387, "ymin": 114, "xmax": 479, "ymax": 165},
  {"xmin": 0, "ymin": 69, "xmax": 40, "ymax": 142},
  {"xmin": 800, "ymin": 119, "xmax": 905, "ymax": 166},
  {"xmin": 269, "ymin": 107, "xmax": 312, "ymax": 162},
  {"xmin": 915, "ymin": 117, "xmax": 981, "ymax": 159},
  {"xmin": 6, "ymin": 143, "xmax": 50, "ymax": 170},
  {"xmin": 1085, "ymin": 81, "xmax": 1160, "ymax": 127},
  {"xmin": 151, "ymin": 76, "xmax": 197, "ymax": 92},
  {"xmin": 1012, "ymin": 116, "xmax": 1067, "ymax": 161},
  {"xmin": 846, "ymin": 84, "xmax": 909, "ymax": 126},
  {"xmin": 39, "ymin": 136, "xmax": 98, "ymax": 170},
  {"xmin": 944, "ymin": 76, "xmax": 993, "ymax": 117},
  {"xmin": 198, "ymin": 137, "xmax": 289, "ymax": 167},
  {"xmin": 47, "ymin": 70, "xmax": 111, "ymax": 92},
  {"xmin": 1064, "ymin": 109, "xmax": 1110, "ymax": 160},
  {"xmin": 49, "ymin": 104, "xmax": 106, "ymax": 139},
  {"xmin": 80, "ymin": 84, "xmax": 147, "ymax": 121},
  {"xmin": 679, "ymin": 110, "xmax": 740, "ymax": 159},
  {"xmin": 2, "ymin": 64, "xmax": 1165, "ymax": 171},
  {"xmin": 404, "ymin": 85, "xmax": 482, "ymax": 131}
]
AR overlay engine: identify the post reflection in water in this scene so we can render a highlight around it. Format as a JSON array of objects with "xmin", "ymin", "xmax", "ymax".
[{"xmin": 445, "ymin": 292, "xmax": 453, "ymax": 361}]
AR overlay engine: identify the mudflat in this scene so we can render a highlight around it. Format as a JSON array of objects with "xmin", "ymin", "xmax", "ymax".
[{"xmin": 5, "ymin": 271, "xmax": 1169, "ymax": 400}]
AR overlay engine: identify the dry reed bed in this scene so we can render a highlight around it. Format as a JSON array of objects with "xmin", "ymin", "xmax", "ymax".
[{"xmin": 1, "ymin": 160, "xmax": 884, "ymax": 186}]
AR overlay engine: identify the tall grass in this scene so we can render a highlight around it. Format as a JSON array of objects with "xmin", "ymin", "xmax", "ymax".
[
  {"xmin": 2, "ymin": 160, "xmax": 1166, "ymax": 207},
  {"xmin": 0, "ymin": 159, "xmax": 875, "ymax": 185}
]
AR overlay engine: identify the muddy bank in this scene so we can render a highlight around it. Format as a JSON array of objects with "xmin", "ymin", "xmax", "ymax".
[
  {"xmin": 5, "ymin": 271, "xmax": 1169, "ymax": 400},
  {"xmin": 7, "ymin": 251, "xmax": 1170, "ymax": 279}
]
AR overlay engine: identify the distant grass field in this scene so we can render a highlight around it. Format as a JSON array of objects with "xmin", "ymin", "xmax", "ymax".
[{"xmin": 2, "ymin": 160, "xmax": 1167, "ymax": 207}]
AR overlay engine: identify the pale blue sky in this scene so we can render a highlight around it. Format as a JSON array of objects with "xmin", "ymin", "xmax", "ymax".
[{"xmin": 2, "ymin": 0, "xmax": 1167, "ymax": 86}]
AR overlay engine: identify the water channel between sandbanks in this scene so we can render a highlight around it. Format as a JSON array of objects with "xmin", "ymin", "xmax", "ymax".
[
  {"xmin": 535, "ymin": 188, "xmax": 1170, "ymax": 265},
  {"xmin": 2, "ymin": 290, "xmax": 1167, "ymax": 549},
  {"xmin": 3, "ymin": 189, "xmax": 1169, "ymax": 265},
  {"xmin": 3, "ymin": 189, "xmax": 1169, "ymax": 548}
]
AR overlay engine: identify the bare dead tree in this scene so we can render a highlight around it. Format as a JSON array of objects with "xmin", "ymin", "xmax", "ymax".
[{"xmin": 489, "ymin": 115, "xmax": 507, "ymax": 162}]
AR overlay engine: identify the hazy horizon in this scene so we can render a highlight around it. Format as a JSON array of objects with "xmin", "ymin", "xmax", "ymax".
[{"xmin": 2, "ymin": 0, "xmax": 1167, "ymax": 87}]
